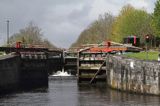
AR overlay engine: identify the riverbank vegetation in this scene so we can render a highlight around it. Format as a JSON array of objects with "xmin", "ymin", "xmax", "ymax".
[
  {"xmin": 124, "ymin": 51, "xmax": 159, "ymax": 61},
  {"xmin": 71, "ymin": 0, "xmax": 160, "ymax": 48}
]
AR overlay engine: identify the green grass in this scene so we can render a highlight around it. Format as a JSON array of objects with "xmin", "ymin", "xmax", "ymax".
[{"xmin": 124, "ymin": 51, "xmax": 159, "ymax": 61}]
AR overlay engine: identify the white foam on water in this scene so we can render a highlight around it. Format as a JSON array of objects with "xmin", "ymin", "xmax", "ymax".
[{"xmin": 51, "ymin": 70, "xmax": 72, "ymax": 77}]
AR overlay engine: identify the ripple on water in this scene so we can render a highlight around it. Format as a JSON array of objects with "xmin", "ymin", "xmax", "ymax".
[{"xmin": 0, "ymin": 77, "xmax": 159, "ymax": 106}]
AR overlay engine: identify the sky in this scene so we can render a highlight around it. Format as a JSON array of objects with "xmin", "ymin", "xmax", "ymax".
[{"xmin": 0, "ymin": 0, "xmax": 157, "ymax": 48}]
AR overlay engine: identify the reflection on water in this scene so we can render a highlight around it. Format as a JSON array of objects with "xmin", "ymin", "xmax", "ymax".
[{"xmin": 0, "ymin": 76, "xmax": 159, "ymax": 106}]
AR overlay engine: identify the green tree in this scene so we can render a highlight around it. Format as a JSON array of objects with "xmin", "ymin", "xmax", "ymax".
[
  {"xmin": 111, "ymin": 5, "xmax": 153, "ymax": 44},
  {"xmin": 71, "ymin": 13, "xmax": 114, "ymax": 47},
  {"xmin": 153, "ymin": 0, "xmax": 160, "ymax": 36}
]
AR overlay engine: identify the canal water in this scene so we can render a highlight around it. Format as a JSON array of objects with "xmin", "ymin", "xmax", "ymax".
[{"xmin": 0, "ymin": 76, "xmax": 160, "ymax": 106}]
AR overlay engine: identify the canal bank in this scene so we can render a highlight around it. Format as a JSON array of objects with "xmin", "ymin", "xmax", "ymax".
[{"xmin": 106, "ymin": 55, "xmax": 160, "ymax": 95}]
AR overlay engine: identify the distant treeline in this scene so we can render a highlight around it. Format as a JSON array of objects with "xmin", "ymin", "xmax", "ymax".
[
  {"xmin": 9, "ymin": 22, "xmax": 56, "ymax": 48},
  {"xmin": 71, "ymin": 1, "xmax": 160, "ymax": 48}
]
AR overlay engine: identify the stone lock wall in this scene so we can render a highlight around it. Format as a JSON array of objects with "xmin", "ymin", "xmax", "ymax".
[{"xmin": 106, "ymin": 55, "xmax": 160, "ymax": 95}]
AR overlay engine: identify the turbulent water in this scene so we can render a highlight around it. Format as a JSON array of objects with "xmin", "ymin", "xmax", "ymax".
[
  {"xmin": 51, "ymin": 70, "xmax": 72, "ymax": 76},
  {"xmin": 0, "ymin": 76, "xmax": 160, "ymax": 106}
]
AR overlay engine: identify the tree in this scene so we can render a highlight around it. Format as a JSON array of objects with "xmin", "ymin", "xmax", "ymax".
[
  {"xmin": 9, "ymin": 22, "xmax": 56, "ymax": 48},
  {"xmin": 111, "ymin": 5, "xmax": 153, "ymax": 44},
  {"xmin": 9, "ymin": 22, "xmax": 42, "ymax": 44},
  {"xmin": 71, "ymin": 5, "xmax": 154, "ymax": 48},
  {"xmin": 43, "ymin": 39, "xmax": 56, "ymax": 48},
  {"xmin": 153, "ymin": 0, "xmax": 160, "ymax": 36},
  {"xmin": 71, "ymin": 13, "xmax": 114, "ymax": 47}
]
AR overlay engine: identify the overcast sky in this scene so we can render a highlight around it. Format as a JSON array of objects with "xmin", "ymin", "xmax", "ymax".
[{"xmin": 0, "ymin": 0, "xmax": 157, "ymax": 48}]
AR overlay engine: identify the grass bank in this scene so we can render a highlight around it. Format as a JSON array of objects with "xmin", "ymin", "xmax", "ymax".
[{"xmin": 124, "ymin": 51, "xmax": 159, "ymax": 61}]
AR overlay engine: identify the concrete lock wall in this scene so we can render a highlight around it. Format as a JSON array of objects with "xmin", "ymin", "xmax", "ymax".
[
  {"xmin": 20, "ymin": 59, "xmax": 48, "ymax": 88},
  {"xmin": 0, "ymin": 55, "xmax": 21, "ymax": 92},
  {"xmin": 0, "ymin": 54, "xmax": 48, "ymax": 93},
  {"xmin": 106, "ymin": 55, "xmax": 160, "ymax": 95}
]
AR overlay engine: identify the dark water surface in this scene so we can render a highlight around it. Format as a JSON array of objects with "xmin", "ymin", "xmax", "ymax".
[{"xmin": 0, "ymin": 76, "xmax": 160, "ymax": 106}]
